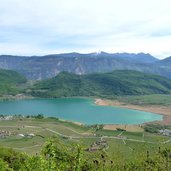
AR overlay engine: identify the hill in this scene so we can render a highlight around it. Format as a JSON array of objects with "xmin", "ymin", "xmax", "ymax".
[
  {"xmin": 0, "ymin": 52, "xmax": 162, "ymax": 80},
  {"xmin": 30, "ymin": 70, "xmax": 171, "ymax": 98},
  {"xmin": 0, "ymin": 69, "xmax": 27, "ymax": 95}
]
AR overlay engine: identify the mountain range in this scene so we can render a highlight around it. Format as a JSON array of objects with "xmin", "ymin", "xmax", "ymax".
[{"xmin": 0, "ymin": 52, "xmax": 171, "ymax": 80}]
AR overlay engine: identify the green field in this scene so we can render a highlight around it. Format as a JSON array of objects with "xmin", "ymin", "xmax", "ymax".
[
  {"xmin": 117, "ymin": 94, "xmax": 171, "ymax": 106},
  {"xmin": 0, "ymin": 117, "xmax": 170, "ymax": 156}
]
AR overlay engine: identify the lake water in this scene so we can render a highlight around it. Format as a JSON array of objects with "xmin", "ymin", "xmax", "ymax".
[{"xmin": 0, "ymin": 98, "xmax": 162, "ymax": 124}]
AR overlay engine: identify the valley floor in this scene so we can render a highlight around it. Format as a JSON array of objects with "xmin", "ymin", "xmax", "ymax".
[{"xmin": 0, "ymin": 117, "xmax": 170, "ymax": 156}]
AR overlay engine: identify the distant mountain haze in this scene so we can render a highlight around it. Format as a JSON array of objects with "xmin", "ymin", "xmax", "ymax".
[{"xmin": 0, "ymin": 52, "xmax": 171, "ymax": 80}]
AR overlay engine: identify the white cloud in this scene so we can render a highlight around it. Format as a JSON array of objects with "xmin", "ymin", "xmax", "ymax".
[{"xmin": 0, "ymin": 0, "xmax": 171, "ymax": 58}]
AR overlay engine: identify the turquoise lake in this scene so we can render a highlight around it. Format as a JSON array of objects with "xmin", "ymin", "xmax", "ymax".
[{"xmin": 0, "ymin": 98, "xmax": 162, "ymax": 124}]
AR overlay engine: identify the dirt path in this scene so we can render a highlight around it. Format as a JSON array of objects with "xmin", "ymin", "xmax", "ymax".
[
  {"xmin": 45, "ymin": 127, "xmax": 171, "ymax": 145},
  {"xmin": 13, "ymin": 144, "xmax": 41, "ymax": 150}
]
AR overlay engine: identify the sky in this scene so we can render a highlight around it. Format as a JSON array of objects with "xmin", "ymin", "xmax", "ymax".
[{"xmin": 0, "ymin": 0, "xmax": 171, "ymax": 59}]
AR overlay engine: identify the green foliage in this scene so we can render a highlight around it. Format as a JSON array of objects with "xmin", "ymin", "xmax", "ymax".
[
  {"xmin": 0, "ymin": 159, "xmax": 12, "ymax": 171},
  {"xmin": 144, "ymin": 124, "xmax": 171, "ymax": 133},
  {"xmin": 90, "ymin": 124, "xmax": 104, "ymax": 132},
  {"xmin": 30, "ymin": 70, "xmax": 171, "ymax": 98},
  {"xmin": 25, "ymin": 114, "xmax": 44, "ymax": 119},
  {"xmin": 0, "ymin": 146, "xmax": 27, "ymax": 170},
  {"xmin": 41, "ymin": 139, "xmax": 85, "ymax": 170},
  {"xmin": 35, "ymin": 114, "xmax": 44, "ymax": 119},
  {"xmin": 0, "ymin": 69, "xmax": 27, "ymax": 95},
  {"xmin": 116, "ymin": 128, "xmax": 126, "ymax": 131},
  {"xmin": 0, "ymin": 139, "xmax": 171, "ymax": 170},
  {"xmin": 117, "ymin": 94, "xmax": 171, "ymax": 106}
]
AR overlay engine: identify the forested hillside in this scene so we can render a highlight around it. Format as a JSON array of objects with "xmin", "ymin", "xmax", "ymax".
[
  {"xmin": 30, "ymin": 70, "xmax": 171, "ymax": 98},
  {"xmin": 0, "ymin": 69, "xmax": 26, "ymax": 95}
]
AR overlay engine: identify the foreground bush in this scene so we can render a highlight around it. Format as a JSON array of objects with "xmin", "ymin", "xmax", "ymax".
[{"xmin": 0, "ymin": 139, "xmax": 171, "ymax": 171}]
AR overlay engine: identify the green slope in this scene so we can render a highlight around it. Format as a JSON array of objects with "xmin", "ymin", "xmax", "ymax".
[
  {"xmin": 0, "ymin": 69, "xmax": 27, "ymax": 95},
  {"xmin": 31, "ymin": 70, "xmax": 171, "ymax": 98}
]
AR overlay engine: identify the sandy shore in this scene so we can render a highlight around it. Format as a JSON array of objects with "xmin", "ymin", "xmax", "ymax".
[
  {"xmin": 95, "ymin": 99, "xmax": 171, "ymax": 125},
  {"xmin": 60, "ymin": 98, "xmax": 171, "ymax": 131}
]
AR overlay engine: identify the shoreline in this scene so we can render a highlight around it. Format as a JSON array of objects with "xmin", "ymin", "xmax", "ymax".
[
  {"xmin": 0, "ymin": 94, "xmax": 34, "ymax": 101},
  {"xmin": 59, "ymin": 118, "xmax": 84, "ymax": 126},
  {"xmin": 1, "ymin": 96, "xmax": 170, "ymax": 131},
  {"xmin": 95, "ymin": 98, "xmax": 171, "ymax": 125}
]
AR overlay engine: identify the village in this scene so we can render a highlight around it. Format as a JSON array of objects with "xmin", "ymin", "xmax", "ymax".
[
  {"xmin": 87, "ymin": 137, "xmax": 108, "ymax": 152},
  {"xmin": 159, "ymin": 129, "xmax": 171, "ymax": 137}
]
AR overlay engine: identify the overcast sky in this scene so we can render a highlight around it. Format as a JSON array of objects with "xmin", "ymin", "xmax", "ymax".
[{"xmin": 0, "ymin": 0, "xmax": 171, "ymax": 58}]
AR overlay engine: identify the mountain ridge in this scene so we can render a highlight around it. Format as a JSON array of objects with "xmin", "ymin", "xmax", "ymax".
[{"xmin": 1, "ymin": 52, "xmax": 171, "ymax": 80}]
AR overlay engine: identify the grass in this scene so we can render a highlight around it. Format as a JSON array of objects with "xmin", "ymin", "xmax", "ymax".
[
  {"xmin": 0, "ymin": 118, "xmax": 93, "ymax": 154},
  {"xmin": 95, "ymin": 129, "xmax": 123, "ymax": 136},
  {"xmin": 122, "ymin": 131, "xmax": 143, "ymax": 140},
  {"xmin": 117, "ymin": 94, "xmax": 171, "ymax": 106},
  {"xmin": 143, "ymin": 132, "xmax": 170, "ymax": 142}
]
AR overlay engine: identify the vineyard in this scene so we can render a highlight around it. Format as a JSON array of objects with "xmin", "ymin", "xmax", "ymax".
[{"xmin": 0, "ymin": 116, "xmax": 171, "ymax": 170}]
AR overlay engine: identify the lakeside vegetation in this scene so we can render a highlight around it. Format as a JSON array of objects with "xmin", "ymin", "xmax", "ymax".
[
  {"xmin": 144, "ymin": 124, "xmax": 171, "ymax": 133},
  {"xmin": 117, "ymin": 94, "xmax": 171, "ymax": 106}
]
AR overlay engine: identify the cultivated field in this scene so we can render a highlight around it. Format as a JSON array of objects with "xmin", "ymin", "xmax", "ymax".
[{"xmin": 0, "ymin": 117, "xmax": 170, "ymax": 156}]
